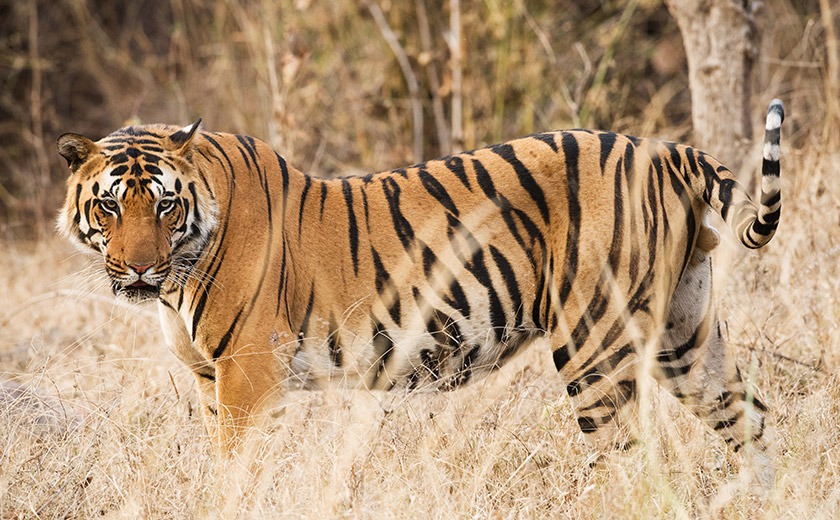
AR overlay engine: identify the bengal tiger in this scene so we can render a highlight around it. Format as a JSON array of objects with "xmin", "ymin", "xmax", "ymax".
[{"xmin": 57, "ymin": 100, "xmax": 784, "ymax": 482}]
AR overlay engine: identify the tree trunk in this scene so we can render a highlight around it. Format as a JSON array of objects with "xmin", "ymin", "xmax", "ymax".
[{"xmin": 666, "ymin": 0, "xmax": 758, "ymax": 175}]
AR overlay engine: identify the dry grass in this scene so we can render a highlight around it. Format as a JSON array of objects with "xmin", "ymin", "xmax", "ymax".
[
  {"xmin": 1, "ymin": 0, "xmax": 839, "ymax": 517},
  {"xmin": 1, "ymin": 143, "xmax": 839, "ymax": 517}
]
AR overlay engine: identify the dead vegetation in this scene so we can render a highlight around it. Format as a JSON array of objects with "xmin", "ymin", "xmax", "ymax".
[{"xmin": 0, "ymin": 0, "xmax": 838, "ymax": 517}]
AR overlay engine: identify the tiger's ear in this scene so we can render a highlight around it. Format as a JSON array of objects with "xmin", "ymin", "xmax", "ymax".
[
  {"xmin": 57, "ymin": 133, "xmax": 98, "ymax": 173},
  {"xmin": 167, "ymin": 119, "xmax": 202, "ymax": 156}
]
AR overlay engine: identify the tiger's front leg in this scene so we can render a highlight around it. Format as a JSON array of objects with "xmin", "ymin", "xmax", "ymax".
[
  {"xmin": 211, "ymin": 327, "xmax": 294, "ymax": 459},
  {"xmin": 158, "ymin": 303, "xmax": 220, "ymax": 443},
  {"xmin": 160, "ymin": 301, "xmax": 293, "ymax": 460}
]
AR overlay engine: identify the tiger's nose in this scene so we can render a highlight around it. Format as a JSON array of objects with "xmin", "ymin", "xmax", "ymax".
[{"xmin": 128, "ymin": 262, "xmax": 154, "ymax": 274}]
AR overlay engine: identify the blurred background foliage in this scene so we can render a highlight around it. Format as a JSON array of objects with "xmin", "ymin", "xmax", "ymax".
[{"xmin": 0, "ymin": 0, "xmax": 833, "ymax": 237}]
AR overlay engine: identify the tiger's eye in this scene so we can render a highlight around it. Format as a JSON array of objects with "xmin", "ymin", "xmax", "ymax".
[
  {"xmin": 158, "ymin": 198, "xmax": 176, "ymax": 214},
  {"xmin": 101, "ymin": 198, "xmax": 119, "ymax": 213}
]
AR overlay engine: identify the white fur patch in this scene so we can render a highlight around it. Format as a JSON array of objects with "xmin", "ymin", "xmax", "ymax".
[
  {"xmin": 765, "ymin": 111, "xmax": 781, "ymax": 131},
  {"xmin": 761, "ymin": 174, "xmax": 780, "ymax": 194},
  {"xmin": 763, "ymin": 142, "xmax": 780, "ymax": 162}
]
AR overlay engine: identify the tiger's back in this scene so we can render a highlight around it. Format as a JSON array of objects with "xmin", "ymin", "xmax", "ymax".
[{"xmin": 286, "ymin": 130, "xmax": 701, "ymax": 393}]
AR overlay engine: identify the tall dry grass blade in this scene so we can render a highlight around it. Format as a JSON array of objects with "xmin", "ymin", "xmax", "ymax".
[
  {"xmin": 366, "ymin": 0, "xmax": 424, "ymax": 163},
  {"xmin": 449, "ymin": 0, "xmax": 463, "ymax": 151}
]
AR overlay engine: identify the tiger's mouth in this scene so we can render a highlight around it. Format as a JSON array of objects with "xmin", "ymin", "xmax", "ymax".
[{"xmin": 113, "ymin": 279, "xmax": 161, "ymax": 303}]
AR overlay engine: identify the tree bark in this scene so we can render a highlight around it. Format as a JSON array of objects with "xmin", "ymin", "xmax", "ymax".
[{"xmin": 666, "ymin": 0, "xmax": 758, "ymax": 174}]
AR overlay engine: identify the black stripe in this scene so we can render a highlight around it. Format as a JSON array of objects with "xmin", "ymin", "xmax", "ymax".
[
  {"xmin": 531, "ymin": 132, "xmax": 558, "ymax": 153},
  {"xmin": 73, "ymin": 184, "xmax": 82, "ymax": 225},
  {"xmin": 187, "ymin": 183, "xmax": 201, "ymax": 222},
  {"xmin": 531, "ymin": 254, "xmax": 548, "ymax": 330},
  {"xmin": 464, "ymin": 249, "xmax": 506, "ymax": 341},
  {"xmin": 444, "ymin": 156, "xmax": 471, "ymax": 190},
  {"xmin": 441, "ymin": 278, "xmax": 471, "ymax": 317},
  {"xmin": 104, "ymin": 137, "xmax": 163, "ymax": 146},
  {"xmin": 341, "ymin": 179, "xmax": 360, "ymax": 275},
  {"xmin": 381, "ymin": 177, "xmax": 415, "ymax": 251},
  {"xmin": 159, "ymin": 298, "xmax": 177, "ymax": 312},
  {"xmin": 234, "ymin": 136, "xmax": 254, "ymax": 170},
  {"xmin": 143, "ymin": 153, "xmax": 166, "ymax": 166},
  {"xmin": 298, "ymin": 176, "xmax": 312, "ymax": 238},
  {"xmin": 232, "ymin": 139, "xmax": 275, "ymax": 331},
  {"xmin": 568, "ymin": 283, "xmax": 609, "ymax": 351},
  {"xmin": 750, "ymin": 218, "xmax": 778, "ymax": 236},
  {"xmin": 666, "ymin": 142, "xmax": 682, "ymax": 172},
  {"xmin": 663, "ymin": 155, "xmax": 695, "ymax": 276},
  {"xmin": 713, "ymin": 411, "xmax": 744, "ymax": 431},
  {"xmin": 558, "ymin": 132, "xmax": 581, "ymax": 305},
  {"xmin": 579, "ymin": 379, "xmax": 636, "ymax": 412},
  {"xmin": 761, "ymin": 191, "xmax": 781, "ymax": 207},
  {"xmin": 577, "ymin": 416, "xmax": 598, "ymax": 433},
  {"xmin": 763, "ymin": 127, "xmax": 781, "ymax": 145},
  {"xmin": 278, "ymin": 244, "xmax": 289, "ymax": 318},
  {"xmin": 761, "ymin": 158, "xmax": 780, "ymax": 176},
  {"xmin": 237, "ymin": 135, "xmax": 259, "ymax": 171},
  {"xmin": 109, "ymin": 152, "xmax": 128, "ymax": 165},
  {"xmin": 597, "ymin": 132, "xmax": 617, "ymax": 174},
  {"xmin": 567, "ymin": 343, "xmax": 634, "ymax": 397},
  {"xmin": 360, "ymin": 185, "xmax": 371, "ymax": 233},
  {"xmin": 473, "ymin": 158, "xmax": 497, "ymax": 198},
  {"xmin": 418, "ymin": 168, "xmax": 459, "ymax": 216},
  {"xmin": 609, "ymin": 157, "xmax": 625, "ymax": 272},
  {"xmin": 564, "ymin": 152, "xmax": 627, "ymax": 350},
  {"xmin": 654, "ymin": 155, "xmax": 672, "ymax": 253},
  {"xmin": 553, "ymin": 345, "xmax": 571, "ymax": 371},
  {"xmin": 421, "ymin": 243, "xmax": 437, "ymax": 278},
  {"xmin": 624, "ymin": 143, "xmax": 640, "ymax": 286},
  {"xmin": 473, "ymin": 158, "xmax": 544, "ymax": 259},
  {"xmin": 319, "ymin": 181, "xmax": 328, "ymax": 218},
  {"xmin": 371, "ymin": 247, "xmax": 401, "ymax": 326},
  {"xmin": 658, "ymin": 326, "xmax": 700, "ymax": 363},
  {"xmin": 191, "ymin": 242, "xmax": 228, "ymax": 342},
  {"xmin": 298, "ymin": 282, "xmax": 316, "ymax": 337},
  {"xmin": 213, "ymin": 307, "xmax": 243, "ymax": 360},
  {"xmin": 371, "ymin": 319, "xmax": 395, "ymax": 386},
  {"xmin": 490, "ymin": 143, "xmax": 550, "ymax": 223},
  {"xmin": 194, "ymin": 150, "xmax": 217, "ymax": 199},
  {"xmin": 488, "ymin": 245, "xmax": 522, "ymax": 329},
  {"xmin": 685, "ymin": 146, "xmax": 697, "ymax": 177},
  {"xmin": 110, "ymin": 165, "xmax": 129, "ymax": 177},
  {"xmin": 275, "ymin": 151, "xmax": 291, "ymax": 220}
]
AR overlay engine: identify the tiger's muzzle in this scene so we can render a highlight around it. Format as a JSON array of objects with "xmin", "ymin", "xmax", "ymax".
[{"xmin": 108, "ymin": 261, "xmax": 169, "ymax": 303}]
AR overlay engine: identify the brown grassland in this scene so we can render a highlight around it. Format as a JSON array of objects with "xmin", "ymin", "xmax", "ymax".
[{"xmin": 1, "ymin": 0, "xmax": 838, "ymax": 517}]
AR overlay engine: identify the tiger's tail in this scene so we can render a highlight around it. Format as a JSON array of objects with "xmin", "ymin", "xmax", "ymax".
[{"xmin": 699, "ymin": 99, "xmax": 785, "ymax": 249}]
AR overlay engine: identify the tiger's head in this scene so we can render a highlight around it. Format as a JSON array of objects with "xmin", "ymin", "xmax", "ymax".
[{"xmin": 56, "ymin": 121, "xmax": 218, "ymax": 303}]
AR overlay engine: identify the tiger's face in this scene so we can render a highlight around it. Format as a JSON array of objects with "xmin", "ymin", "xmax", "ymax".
[{"xmin": 56, "ymin": 121, "xmax": 217, "ymax": 303}]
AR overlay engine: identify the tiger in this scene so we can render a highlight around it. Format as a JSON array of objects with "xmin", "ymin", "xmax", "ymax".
[{"xmin": 56, "ymin": 99, "xmax": 784, "ymax": 482}]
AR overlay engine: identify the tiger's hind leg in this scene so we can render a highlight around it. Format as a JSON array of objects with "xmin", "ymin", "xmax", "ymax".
[
  {"xmin": 655, "ymin": 224, "xmax": 775, "ymax": 486},
  {"xmin": 552, "ymin": 309, "xmax": 659, "ymax": 458}
]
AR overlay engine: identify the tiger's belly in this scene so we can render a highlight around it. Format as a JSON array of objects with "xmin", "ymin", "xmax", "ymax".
[{"xmin": 288, "ymin": 289, "xmax": 544, "ymax": 392}]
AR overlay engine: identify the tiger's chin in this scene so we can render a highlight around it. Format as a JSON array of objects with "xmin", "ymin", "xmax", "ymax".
[{"xmin": 113, "ymin": 281, "xmax": 161, "ymax": 303}]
